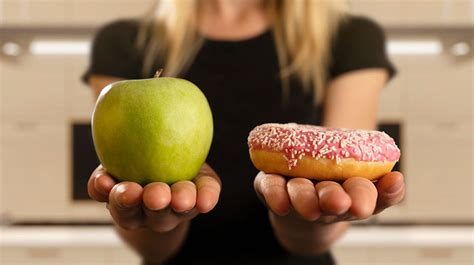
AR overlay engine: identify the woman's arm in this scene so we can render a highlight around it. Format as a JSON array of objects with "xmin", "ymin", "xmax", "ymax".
[
  {"xmin": 88, "ymin": 76, "xmax": 222, "ymax": 264},
  {"xmin": 323, "ymin": 69, "xmax": 386, "ymax": 130},
  {"xmin": 261, "ymin": 69, "xmax": 405, "ymax": 256},
  {"xmin": 89, "ymin": 75, "xmax": 124, "ymax": 97}
]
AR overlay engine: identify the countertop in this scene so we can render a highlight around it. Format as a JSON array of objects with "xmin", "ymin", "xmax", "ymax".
[{"xmin": 1, "ymin": 225, "xmax": 473, "ymax": 248}]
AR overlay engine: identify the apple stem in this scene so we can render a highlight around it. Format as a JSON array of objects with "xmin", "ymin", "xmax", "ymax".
[{"xmin": 154, "ymin": 69, "xmax": 163, "ymax": 78}]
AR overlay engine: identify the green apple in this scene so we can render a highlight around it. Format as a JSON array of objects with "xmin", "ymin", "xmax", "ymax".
[{"xmin": 91, "ymin": 72, "xmax": 213, "ymax": 185}]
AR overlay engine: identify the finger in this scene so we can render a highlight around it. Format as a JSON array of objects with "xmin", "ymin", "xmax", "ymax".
[
  {"xmin": 87, "ymin": 165, "xmax": 114, "ymax": 202},
  {"xmin": 143, "ymin": 182, "xmax": 171, "ymax": 210},
  {"xmin": 343, "ymin": 177, "xmax": 378, "ymax": 219},
  {"xmin": 94, "ymin": 170, "xmax": 116, "ymax": 195},
  {"xmin": 374, "ymin": 172, "xmax": 405, "ymax": 214},
  {"xmin": 170, "ymin": 181, "xmax": 197, "ymax": 213},
  {"xmin": 254, "ymin": 172, "xmax": 290, "ymax": 216},
  {"xmin": 195, "ymin": 174, "xmax": 221, "ymax": 213},
  {"xmin": 287, "ymin": 178, "xmax": 320, "ymax": 221},
  {"xmin": 315, "ymin": 181, "xmax": 351, "ymax": 216},
  {"xmin": 108, "ymin": 182, "xmax": 144, "ymax": 230}
]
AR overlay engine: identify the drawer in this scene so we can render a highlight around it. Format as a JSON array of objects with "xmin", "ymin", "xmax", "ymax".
[
  {"xmin": 333, "ymin": 247, "xmax": 369, "ymax": 264},
  {"xmin": 1, "ymin": 247, "xmax": 67, "ymax": 263},
  {"xmin": 378, "ymin": 121, "xmax": 473, "ymax": 223},
  {"xmin": 369, "ymin": 246, "xmax": 473, "ymax": 265},
  {"xmin": 1, "ymin": 123, "xmax": 70, "ymax": 220},
  {"xmin": 1, "ymin": 56, "xmax": 66, "ymax": 123},
  {"xmin": 106, "ymin": 246, "xmax": 141, "ymax": 264},
  {"xmin": 1, "ymin": 247, "xmax": 106, "ymax": 264}
]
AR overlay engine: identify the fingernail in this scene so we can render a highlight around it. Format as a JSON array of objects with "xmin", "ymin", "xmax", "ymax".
[{"xmin": 385, "ymin": 181, "xmax": 403, "ymax": 194}]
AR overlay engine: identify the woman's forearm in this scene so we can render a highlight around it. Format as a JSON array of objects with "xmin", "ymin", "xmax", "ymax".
[
  {"xmin": 115, "ymin": 221, "xmax": 190, "ymax": 265},
  {"xmin": 269, "ymin": 212, "xmax": 349, "ymax": 256}
]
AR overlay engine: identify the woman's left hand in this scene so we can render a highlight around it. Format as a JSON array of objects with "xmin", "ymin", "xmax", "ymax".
[{"xmin": 254, "ymin": 171, "xmax": 405, "ymax": 223}]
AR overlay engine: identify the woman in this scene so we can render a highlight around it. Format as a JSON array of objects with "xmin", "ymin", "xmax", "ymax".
[{"xmin": 84, "ymin": 0, "xmax": 405, "ymax": 264}]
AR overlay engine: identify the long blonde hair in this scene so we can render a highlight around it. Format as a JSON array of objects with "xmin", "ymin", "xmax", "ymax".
[{"xmin": 138, "ymin": 0, "xmax": 348, "ymax": 104}]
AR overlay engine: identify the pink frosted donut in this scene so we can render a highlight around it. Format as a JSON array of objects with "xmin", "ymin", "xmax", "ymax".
[{"xmin": 248, "ymin": 123, "xmax": 400, "ymax": 181}]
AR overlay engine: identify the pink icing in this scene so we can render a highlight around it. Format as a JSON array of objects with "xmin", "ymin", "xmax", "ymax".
[{"xmin": 248, "ymin": 123, "xmax": 400, "ymax": 169}]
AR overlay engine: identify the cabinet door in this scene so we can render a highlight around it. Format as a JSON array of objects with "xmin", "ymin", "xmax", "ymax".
[
  {"xmin": 106, "ymin": 247, "xmax": 141, "ymax": 265},
  {"xmin": 0, "ymin": 0, "xmax": 67, "ymax": 26},
  {"xmin": 1, "ymin": 247, "xmax": 106, "ymax": 265},
  {"xmin": 66, "ymin": 57, "xmax": 95, "ymax": 122},
  {"xmin": 0, "ymin": 0, "xmax": 150, "ymax": 27},
  {"xmin": 378, "ymin": 121, "xmax": 473, "ymax": 223},
  {"xmin": 395, "ymin": 53, "xmax": 472, "ymax": 123},
  {"xmin": 332, "ymin": 247, "xmax": 369, "ymax": 265},
  {"xmin": 369, "ymin": 246, "xmax": 473, "ymax": 265},
  {"xmin": 69, "ymin": 0, "xmax": 151, "ymax": 26},
  {"xmin": 1, "ymin": 55, "xmax": 66, "ymax": 124},
  {"xmin": 350, "ymin": 0, "xmax": 473, "ymax": 27},
  {"xmin": 1, "ymin": 123, "xmax": 70, "ymax": 220}
]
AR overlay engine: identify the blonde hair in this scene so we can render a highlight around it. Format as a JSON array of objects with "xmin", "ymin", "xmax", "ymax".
[{"xmin": 138, "ymin": 0, "xmax": 348, "ymax": 104}]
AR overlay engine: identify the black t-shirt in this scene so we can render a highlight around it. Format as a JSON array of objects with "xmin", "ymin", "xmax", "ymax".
[{"xmin": 84, "ymin": 16, "xmax": 395, "ymax": 265}]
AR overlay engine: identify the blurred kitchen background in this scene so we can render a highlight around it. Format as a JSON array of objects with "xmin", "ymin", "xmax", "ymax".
[{"xmin": 0, "ymin": 0, "xmax": 473, "ymax": 264}]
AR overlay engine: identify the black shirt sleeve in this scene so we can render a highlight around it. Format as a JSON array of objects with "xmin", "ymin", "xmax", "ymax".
[
  {"xmin": 82, "ymin": 20, "xmax": 142, "ymax": 83},
  {"xmin": 329, "ymin": 16, "xmax": 396, "ymax": 80}
]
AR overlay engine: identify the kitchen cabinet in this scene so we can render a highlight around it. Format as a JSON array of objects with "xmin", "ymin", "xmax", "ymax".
[
  {"xmin": 375, "ymin": 33, "xmax": 473, "ymax": 223},
  {"xmin": 2, "ymin": 226, "xmax": 472, "ymax": 265},
  {"xmin": 1, "ymin": 123, "xmax": 70, "ymax": 220},
  {"xmin": 65, "ymin": 57, "xmax": 95, "ymax": 122},
  {"xmin": 0, "ymin": 122, "xmax": 109, "ymax": 222},
  {"xmin": 392, "ymin": 49, "xmax": 472, "ymax": 123},
  {"xmin": 1, "ymin": 55, "xmax": 66, "ymax": 124},
  {"xmin": 0, "ymin": 0, "xmax": 151, "ymax": 27},
  {"xmin": 350, "ymin": 0, "xmax": 474, "ymax": 28},
  {"xmin": 1, "ymin": 0, "xmax": 472, "ymax": 28},
  {"xmin": 334, "ymin": 246, "xmax": 474, "ymax": 265},
  {"xmin": 2, "ymin": 247, "xmax": 107, "ymax": 265},
  {"xmin": 377, "ymin": 121, "xmax": 474, "ymax": 223},
  {"xmin": 0, "ymin": 1, "xmax": 472, "ymax": 224}
]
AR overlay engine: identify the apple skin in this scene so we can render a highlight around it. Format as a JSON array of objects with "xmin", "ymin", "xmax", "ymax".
[{"xmin": 91, "ymin": 77, "xmax": 213, "ymax": 185}]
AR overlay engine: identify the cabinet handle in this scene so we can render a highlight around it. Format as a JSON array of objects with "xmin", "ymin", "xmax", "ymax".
[
  {"xmin": 15, "ymin": 122, "xmax": 38, "ymax": 131},
  {"xmin": 418, "ymin": 248, "xmax": 453, "ymax": 259},
  {"xmin": 26, "ymin": 248, "xmax": 61, "ymax": 259}
]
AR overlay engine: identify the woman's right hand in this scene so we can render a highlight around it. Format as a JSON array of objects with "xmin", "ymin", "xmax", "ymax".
[{"xmin": 87, "ymin": 163, "xmax": 221, "ymax": 232}]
